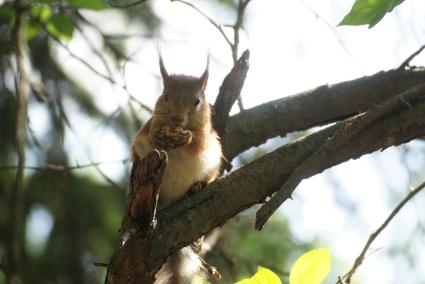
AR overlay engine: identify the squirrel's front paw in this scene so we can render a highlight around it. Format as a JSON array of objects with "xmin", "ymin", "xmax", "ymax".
[
  {"xmin": 152, "ymin": 126, "xmax": 192, "ymax": 150},
  {"xmin": 152, "ymin": 128, "xmax": 174, "ymax": 150},
  {"xmin": 172, "ymin": 128, "xmax": 192, "ymax": 147}
]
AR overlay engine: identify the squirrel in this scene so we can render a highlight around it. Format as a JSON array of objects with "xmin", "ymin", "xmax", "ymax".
[{"xmin": 131, "ymin": 55, "xmax": 222, "ymax": 283}]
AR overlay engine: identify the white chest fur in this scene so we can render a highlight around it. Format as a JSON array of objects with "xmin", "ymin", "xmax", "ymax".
[
  {"xmin": 132, "ymin": 132, "xmax": 222, "ymax": 208},
  {"xmin": 159, "ymin": 136, "xmax": 221, "ymax": 207}
]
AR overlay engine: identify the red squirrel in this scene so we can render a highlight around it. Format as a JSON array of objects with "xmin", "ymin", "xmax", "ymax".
[
  {"xmin": 131, "ymin": 56, "xmax": 222, "ymax": 209},
  {"xmin": 131, "ymin": 55, "xmax": 222, "ymax": 283}
]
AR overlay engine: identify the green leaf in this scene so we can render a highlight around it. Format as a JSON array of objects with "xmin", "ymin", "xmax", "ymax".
[
  {"xmin": 289, "ymin": 248, "xmax": 331, "ymax": 284},
  {"xmin": 68, "ymin": 0, "xmax": 107, "ymax": 10},
  {"xmin": 339, "ymin": 0, "xmax": 405, "ymax": 28},
  {"xmin": 26, "ymin": 6, "xmax": 53, "ymax": 40},
  {"xmin": 0, "ymin": 4, "xmax": 15, "ymax": 26},
  {"xmin": 46, "ymin": 14, "xmax": 75, "ymax": 41},
  {"xmin": 26, "ymin": 21, "xmax": 41, "ymax": 40},
  {"xmin": 34, "ymin": 0, "xmax": 57, "ymax": 4},
  {"xmin": 191, "ymin": 275, "xmax": 211, "ymax": 284},
  {"xmin": 31, "ymin": 5, "xmax": 52, "ymax": 22},
  {"xmin": 236, "ymin": 267, "xmax": 282, "ymax": 284}
]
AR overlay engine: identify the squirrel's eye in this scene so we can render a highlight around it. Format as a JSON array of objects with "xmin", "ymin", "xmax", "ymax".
[
  {"xmin": 164, "ymin": 94, "xmax": 168, "ymax": 102},
  {"xmin": 194, "ymin": 98, "xmax": 200, "ymax": 107}
]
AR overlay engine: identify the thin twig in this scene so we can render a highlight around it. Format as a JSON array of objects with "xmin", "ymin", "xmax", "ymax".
[
  {"xmin": 0, "ymin": 159, "xmax": 129, "ymax": 172},
  {"xmin": 338, "ymin": 180, "xmax": 425, "ymax": 284},
  {"xmin": 74, "ymin": 22, "xmax": 129, "ymax": 119},
  {"xmin": 75, "ymin": 23, "xmax": 115, "ymax": 82},
  {"xmin": 232, "ymin": 0, "xmax": 251, "ymax": 111},
  {"xmin": 172, "ymin": 0, "xmax": 233, "ymax": 48},
  {"xmin": 172, "ymin": 0, "xmax": 250, "ymax": 111},
  {"xmin": 43, "ymin": 25, "xmax": 153, "ymax": 113},
  {"xmin": 94, "ymin": 262, "xmax": 108, "ymax": 267},
  {"xmin": 298, "ymin": 0, "xmax": 361, "ymax": 74},
  {"xmin": 398, "ymin": 44, "xmax": 425, "ymax": 70},
  {"xmin": 92, "ymin": 161, "xmax": 123, "ymax": 191},
  {"xmin": 75, "ymin": 11, "xmax": 137, "ymax": 63},
  {"xmin": 48, "ymin": 28, "xmax": 118, "ymax": 84},
  {"xmin": 107, "ymin": 0, "xmax": 147, "ymax": 9},
  {"xmin": 102, "ymin": 33, "xmax": 152, "ymax": 40}
]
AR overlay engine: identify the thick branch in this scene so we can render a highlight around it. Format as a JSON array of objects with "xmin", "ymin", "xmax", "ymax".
[
  {"xmin": 213, "ymin": 49, "xmax": 250, "ymax": 137},
  {"xmin": 107, "ymin": 83, "xmax": 425, "ymax": 282},
  {"xmin": 255, "ymin": 81, "xmax": 425, "ymax": 229},
  {"xmin": 223, "ymin": 67, "xmax": 425, "ymax": 159}
]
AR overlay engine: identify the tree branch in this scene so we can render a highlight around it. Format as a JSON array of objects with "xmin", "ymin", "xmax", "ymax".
[
  {"xmin": 338, "ymin": 180, "xmax": 425, "ymax": 284},
  {"xmin": 7, "ymin": 0, "xmax": 30, "ymax": 281},
  {"xmin": 223, "ymin": 67, "xmax": 425, "ymax": 160},
  {"xmin": 172, "ymin": 0, "xmax": 233, "ymax": 48},
  {"xmin": 213, "ymin": 49, "xmax": 250, "ymax": 137},
  {"xmin": 232, "ymin": 0, "xmax": 251, "ymax": 110},
  {"xmin": 107, "ymin": 0, "xmax": 147, "ymax": 8},
  {"xmin": 43, "ymin": 26, "xmax": 153, "ymax": 113},
  {"xmin": 105, "ymin": 80, "xmax": 425, "ymax": 283},
  {"xmin": 398, "ymin": 44, "xmax": 425, "ymax": 70},
  {"xmin": 0, "ymin": 159, "xmax": 128, "ymax": 172},
  {"xmin": 255, "ymin": 80, "xmax": 425, "ymax": 230}
]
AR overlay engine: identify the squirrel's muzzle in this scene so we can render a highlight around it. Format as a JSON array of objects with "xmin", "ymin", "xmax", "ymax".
[{"xmin": 171, "ymin": 115, "xmax": 185, "ymax": 126}]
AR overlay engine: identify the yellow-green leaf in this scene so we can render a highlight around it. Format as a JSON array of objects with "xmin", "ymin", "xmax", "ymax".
[
  {"xmin": 289, "ymin": 248, "xmax": 331, "ymax": 284},
  {"xmin": 191, "ymin": 275, "xmax": 211, "ymax": 284},
  {"xmin": 236, "ymin": 267, "xmax": 282, "ymax": 284},
  {"xmin": 26, "ymin": 21, "xmax": 41, "ymax": 40},
  {"xmin": 31, "ymin": 5, "xmax": 52, "ymax": 22}
]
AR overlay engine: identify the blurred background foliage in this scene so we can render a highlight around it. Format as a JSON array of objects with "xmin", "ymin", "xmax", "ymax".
[
  {"xmin": 1, "ymin": 0, "xmax": 425, "ymax": 283},
  {"xmin": 0, "ymin": 0, "xmax": 313, "ymax": 283}
]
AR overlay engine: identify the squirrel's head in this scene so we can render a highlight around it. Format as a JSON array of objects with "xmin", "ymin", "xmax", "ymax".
[{"xmin": 156, "ymin": 55, "xmax": 210, "ymax": 130}]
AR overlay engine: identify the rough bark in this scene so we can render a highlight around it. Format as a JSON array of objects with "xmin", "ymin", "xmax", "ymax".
[
  {"xmin": 213, "ymin": 49, "xmax": 250, "ymax": 137},
  {"xmin": 105, "ymin": 80, "xmax": 425, "ymax": 283},
  {"xmin": 223, "ymin": 67, "xmax": 425, "ymax": 160}
]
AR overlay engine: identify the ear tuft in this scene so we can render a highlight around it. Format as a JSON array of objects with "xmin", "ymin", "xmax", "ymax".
[
  {"xmin": 159, "ymin": 53, "xmax": 170, "ymax": 86},
  {"xmin": 199, "ymin": 58, "xmax": 209, "ymax": 92}
]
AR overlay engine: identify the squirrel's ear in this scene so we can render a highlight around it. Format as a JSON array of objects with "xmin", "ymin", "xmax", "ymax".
[
  {"xmin": 159, "ymin": 54, "xmax": 170, "ymax": 86},
  {"xmin": 199, "ymin": 59, "xmax": 209, "ymax": 92}
]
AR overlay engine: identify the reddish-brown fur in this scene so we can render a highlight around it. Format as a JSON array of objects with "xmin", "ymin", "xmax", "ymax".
[{"xmin": 130, "ymin": 56, "xmax": 222, "ymax": 283}]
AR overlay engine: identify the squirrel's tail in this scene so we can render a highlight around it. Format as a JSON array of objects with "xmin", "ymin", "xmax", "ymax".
[
  {"xmin": 155, "ymin": 246, "xmax": 220, "ymax": 284},
  {"xmin": 154, "ymin": 247, "xmax": 203, "ymax": 284}
]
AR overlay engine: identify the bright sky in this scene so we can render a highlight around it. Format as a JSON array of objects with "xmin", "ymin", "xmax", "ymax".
[{"xmin": 26, "ymin": 0, "xmax": 425, "ymax": 283}]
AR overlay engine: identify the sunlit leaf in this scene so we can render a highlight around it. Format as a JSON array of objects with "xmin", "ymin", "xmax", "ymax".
[
  {"xmin": 289, "ymin": 248, "xmax": 331, "ymax": 284},
  {"xmin": 339, "ymin": 0, "xmax": 405, "ymax": 28},
  {"xmin": 31, "ymin": 5, "xmax": 52, "ymax": 22},
  {"xmin": 26, "ymin": 21, "xmax": 41, "ymax": 40},
  {"xmin": 68, "ymin": 0, "xmax": 107, "ymax": 10},
  {"xmin": 191, "ymin": 275, "xmax": 211, "ymax": 284},
  {"xmin": 46, "ymin": 14, "xmax": 75, "ymax": 41},
  {"xmin": 26, "ymin": 6, "xmax": 53, "ymax": 40},
  {"xmin": 236, "ymin": 267, "xmax": 282, "ymax": 284}
]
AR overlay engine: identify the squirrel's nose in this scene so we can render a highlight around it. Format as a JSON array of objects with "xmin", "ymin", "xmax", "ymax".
[{"xmin": 171, "ymin": 116, "xmax": 184, "ymax": 126}]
